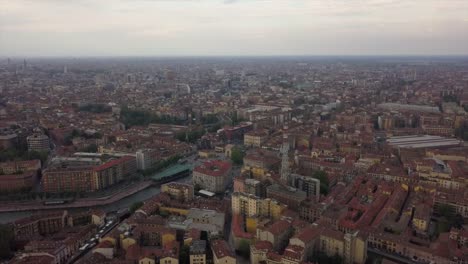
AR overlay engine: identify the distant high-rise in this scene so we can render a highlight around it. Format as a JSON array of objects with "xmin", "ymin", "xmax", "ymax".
[
  {"xmin": 64, "ymin": 65, "xmax": 68, "ymax": 74},
  {"xmin": 136, "ymin": 149, "xmax": 153, "ymax": 170},
  {"xmin": 190, "ymin": 240, "xmax": 207, "ymax": 264},
  {"xmin": 290, "ymin": 174, "xmax": 320, "ymax": 202},
  {"xmin": 280, "ymin": 125, "xmax": 290, "ymax": 184},
  {"xmin": 27, "ymin": 133, "xmax": 50, "ymax": 152},
  {"xmin": 23, "ymin": 59, "xmax": 27, "ymax": 70}
]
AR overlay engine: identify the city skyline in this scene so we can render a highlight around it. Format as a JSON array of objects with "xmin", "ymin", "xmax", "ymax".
[
  {"xmin": 1, "ymin": 43, "xmax": 468, "ymax": 264},
  {"xmin": 1, "ymin": 0, "xmax": 468, "ymax": 56},
  {"xmin": 1, "ymin": 1, "xmax": 468, "ymax": 263}
]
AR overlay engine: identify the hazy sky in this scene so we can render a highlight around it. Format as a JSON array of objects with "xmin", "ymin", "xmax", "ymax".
[{"xmin": 1, "ymin": 0, "xmax": 468, "ymax": 56}]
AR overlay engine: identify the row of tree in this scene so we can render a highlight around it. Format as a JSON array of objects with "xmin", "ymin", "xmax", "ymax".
[
  {"xmin": 230, "ymin": 147, "xmax": 245, "ymax": 165},
  {"xmin": 79, "ymin": 144, "xmax": 98, "ymax": 153},
  {"xmin": 140, "ymin": 155, "xmax": 182, "ymax": 177},
  {"xmin": 312, "ymin": 170, "xmax": 330, "ymax": 195},
  {"xmin": 455, "ymin": 121, "xmax": 468, "ymax": 141},
  {"xmin": 311, "ymin": 251, "xmax": 343, "ymax": 264},
  {"xmin": 200, "ymin": 114, "xmax": 219, "ymax": 124},
  {"xmin": 77, "ymin": 103, "xmax": 112, "ymax": 113},
  {"xmin": 0, "ymin": 224, "xmax": 14, "ymax": 259},
  {"xmin": 120, "ymin": 106, "xmax": 185, "ymax": 127},
  {"xmin": 176, "ymin": 129, "xmax": 205, "ymax": 144},
  {"xmin": 435, "ymin": 204, "xmax": 464, "ymax": 237},
  {"xmin": 129, "ymin": 201, "xmax": 144, "ymax": 213},
  {"xmin": 0, "ymin": 148, "xmax": 48, "ymax": 164}
]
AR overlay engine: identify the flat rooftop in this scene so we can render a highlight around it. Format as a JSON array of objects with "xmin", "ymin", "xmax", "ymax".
[
  {"xmin": 190, "ymin": 240, "xmax": 207, "ymax": 254},
  {"xmin": 378, "ymin": 103, "xmax": 440, "ymax": 113},
  {"xmin": 151, "ymin": 164, "xmax": 192, "ymax": 180},
  {"xmin": 267, "ymin": 183, "xmax": 307, "ymax": 200},
  {"xmin": 387, "ymin": 135, "xmax": 461, "ymax": 149}
]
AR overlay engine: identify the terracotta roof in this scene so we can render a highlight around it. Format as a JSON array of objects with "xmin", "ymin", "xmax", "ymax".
[
  {"xmin": 10, "ymin": 255, "xmax": 55, "ymax": 264},
  {"xmin": 193, "ymin": 160, "xmax": 231, "ymax": 177},
  {"xmin": 125, "ymin": 244, "xmax": 141, "ymax": 261},
  {"xmin": 291, "ymin": 219, "xmax": 309, "ymax": 230},
  {"xmin": 14, "ymin": 211, "xmax": 66, "ymax": 226},
  {"xmin": 245, "ymin": 129, "xmax": 269, "ymax": 137},
  {"xmin": 283, "ymin": 245, "xmax": 304, "ymax": 260},
  {"xmin": 267, "ymin": 251, "xmax": 283, "ymax": 261},
  {"xmin": 267, "ymin": 220, "xmax": 291, "ymax": 236},
  {"xmin": 185, "ymin": 228, "xmax": 201, "ymax": 240},
  {"xmin": 94, "ymin": 156, "xmax": 134, "ymax": 171},
  {"xmin": 321, "ymin": 227, "xmax": 344, "ymax": 241},
  {"xmin": 140, "ymin": 247, "xmax": 164, "ymax": 259},
  {"xmin": 96, "ymin": 240, "xmax": 114, "ymax": 249},
  {"xmin": 253, "ymin": 240, "xmax": 273, "ymax": 251},
  {"xmin": 211, "ymin": 240, "xmax": 235, "ymax": 259},
  {"xmin": 294, "ymin": 226, "xmax": 321, "ymax": 243},
  {"xmin": 244, "ymin": 153, "xmax": 280, "ymax": 166},
  {"xmin": 133, "ymin": 225, "xmax": 175, "ymax": 237},
  {"xmin": 231, "ymin": 214, "xmax": 254, "ymax": 239}
]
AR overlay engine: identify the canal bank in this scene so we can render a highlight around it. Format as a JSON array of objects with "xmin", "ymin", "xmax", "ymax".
[
  {"xmin": 0, "ymin": 166, "xmax": 192, "ymax": 223},
  {"xmin": 0, "ymin": 180, "xmax": 154, "ymax": 213},
  {"xmin": 0, "ymin": 185, "xmax": 161, "ymax": 224}
]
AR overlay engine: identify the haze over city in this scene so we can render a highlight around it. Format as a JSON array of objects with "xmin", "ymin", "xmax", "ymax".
[
  {"xmin": 1, "ymin": 0, "xmax": 468, "ymax": 56},
  {"xmin": 1, "ymin": 1, "xmax": 468, "ymax": 264}
]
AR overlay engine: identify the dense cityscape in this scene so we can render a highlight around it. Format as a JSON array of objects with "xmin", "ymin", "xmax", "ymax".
[{"xmin": 0, "ymin": 56, "xmax": 466, "ymax": 264}]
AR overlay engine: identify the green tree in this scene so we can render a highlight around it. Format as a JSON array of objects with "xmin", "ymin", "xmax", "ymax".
[
  {"xmin": 437, "ymin": 218, "xmax": 451, "ymax": 235},
  {"xmin": 2, "ymin": 148, "xmax": 23, "ymax": 162},
  {"xmin": 455, "ymin": 121, "xmax": 468, "ymax": 141},
  {"xmin": 158, "ymin": 210, "xmax": 170, "ymax": 218},
  {"xmin": 23, "ymin": 150, "xmax": 48, "ymax": 164},
  {"xmin": 141, "ymin": 155, "xmax": 182, "ymax": 177},
  {"xmin": 317, "ymin": 128, "xmax": 323, "ymax": 137},
  {"xmin": 120, "ymin": 106, "xmax": 185, "ymax": 128},
  {"xmin": 312, "ymin": 170, "xmax": 329, "ymax": 195},
  {"xmin": 176, "ymin": 129, "xmax": 205, "ymax": 143},
  {"xmin": 208, "ymin": 123, "xmax": 223, "ymax": 133},
  {"xmin": 129, "ymin": 201, "xmax": 144, "ymax": 213},
  {"xmin": 71, "ymin": 129, "xmax": 80, "ymax": 137},
  {"xmin": 435, "ymin": 204, "xmax": 465, "ymax": 235},
  {"xmin": 237, "ymin": 239, "xmax": 250, "ymax": 258},
  {"xmin": 78, "ymin": 103, "xmax": 112, "ymax": 113},
  {"xmin": 179, "ymin": 245, "xmax": 190, "ymax": 264},
  {"xmin": 81, "ymin": 144, "xmax": 98, "ymax": 153},
  {"xmin": 331, "ymin": 254, "xmax": 343, "ymax": 264},
  {"xmin": 0, "ymin": 224, "xmax": 14, "ymax": 259},
  {"xmin": 438, "ymin": 204, "xmax": 455, "ymax": 218},
  {"xmin": 442, "ymin": 94, "xmax": 459, "ymax": 103},
  {"xmin": 107, "ymin": 135, "xmax": 116, "ymax": 143},
  {"xmin": 0, "ymin": 148, "xmax": 20, "ymax": 162},
  {"xmin": 231, "ymin": 147, "xmax": 244, "ymax": 165},
  {"xmin": 230, "ymin": 112, "xmax": 245, "ymax": 126},
  {"xmin": 311, "ymin": 251, "xmax": 343, "ymax": 264},
  {"xmin": 201, "ymin": 114, "xmax": 219, "ymax": 124}
]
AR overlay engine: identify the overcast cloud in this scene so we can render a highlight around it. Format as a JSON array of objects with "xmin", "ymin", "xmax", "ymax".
[{"xmin": 1, "ymin": 0, "xmax": 467, "ymax": 56}]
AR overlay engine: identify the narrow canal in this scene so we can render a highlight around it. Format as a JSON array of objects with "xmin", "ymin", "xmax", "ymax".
[{"xmin": 0, "ymin": 173, "xmax": 192, "ymax": 224}]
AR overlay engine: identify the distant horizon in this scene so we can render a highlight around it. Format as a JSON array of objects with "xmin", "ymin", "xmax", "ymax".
[
  {"xmin": 2, "ymin": 54, "xmax": 468, "ymax": 60},
  {"xmin": 2, "ymin": 1, "xmax": 468, "ymax": 57}
]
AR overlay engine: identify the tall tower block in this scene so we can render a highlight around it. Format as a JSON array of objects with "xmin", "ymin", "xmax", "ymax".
[{"xmin": 280, "ymin": 124, "xmax": 290, "ymax": 184}]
